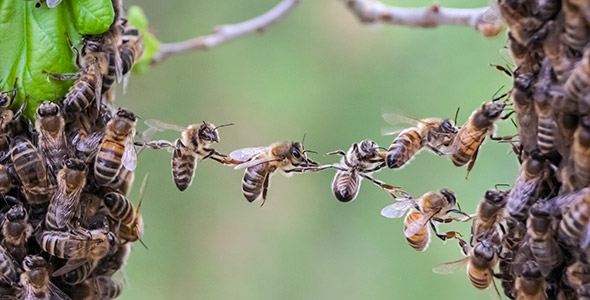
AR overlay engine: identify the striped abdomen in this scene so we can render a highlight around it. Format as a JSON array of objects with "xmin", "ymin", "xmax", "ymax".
[
  {"xmin": 120, "ymin": 27, "xmax": 144, "ymax": 75},
  {"xmin": 0, "ymin": 247, "xmax": 18, "ymax": 285},
  {"xmin": 242, "ymin": 163, "xmax": 269, "ymax": 202},
  {"xmin": 331, "ymin": 170, "xmax": 360, "ymax": 202},
  {"xmin": 172, "ymin": 139, "xmax": 197, "ymax": 191},
  {"xmin": 451, "ymin": 125, "xmax": 487, "ymax": 167},
  {"xmin": 95, "ymin": 276, "xmax": 123, "ymax": 298},
  {"xmin": 386, "ymin": 128, "xmax": 424, "ymax": 169},
  {"xmin": 62, "ymin": 260, "xmax": 94, "ymax": 285},
  {"xmin": 104, "ymin": 192, "xmax": 135, "ymax": 225},
  {"xmin": 95, "ymin": 139, "xmax": 125, "ymax": 185},
  {"xmin": 404, "ymin": 211, "xmax": 430, "ymax": 251},
  {"xmin": 559, "ymin": 192, "xmax": 590, "ymax": 244},
  {"xmin": 39, "ymin": 231, "xmax": 74, "ymax": 259},
  {"xmin": 101, "ymin": 48, "xmax": 117, "ymax": 93},
  {"xmin": 537, "ymin": 114, "xmax": 557, "ymax": 155},
  {"xmin": 467, "ymin": 264, "xmax": 493, "ymax": 290},
  {"xmin": 10, "ymin": 137, "xmax": 49, "ymax": 204},
  {"xmin": 562, "ymin": 3, "xmax": 590, "ymax": 54},
  {"xmin": 64, "ymin": 73, "xmax": 100, "ymax": 113},
  {"xmin": 573, "ymin": 127, "xmax": 590, "ymax": 187}
]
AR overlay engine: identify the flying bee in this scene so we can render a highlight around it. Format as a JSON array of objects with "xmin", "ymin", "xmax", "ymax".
[
  {"xmin": 94, "ymin": 108, "xmax": 137, "ymax": 186},
  {"xmin": 0, "ymin": 78, "xmax": 24, "ymax": 151},
  {"xmin": 35, "ymin": 101, "xmax": 67, "ymax": 174},
  {"xmin": 526, "ymin": 201, "xmax": 563, "ymax": 277},
  {"xmin": 327, "ymin": 140, "xmax": 398, "ymax": 202},
  {"xmin": 19, "ymin": 255, "xmax": 71, "ymax": 300},
  {"xmin": 10, "ymin": 136, "xmax": 53, "ymax": 204},
  {"xmin": 143, "ymin": 119, "xmax": 234, "ymax": 191},
  {"xmin": 507, "ymin": 152, "xmax": 548, "ymax": 220},
  {"xmin": 381, "ymin": 189, "xmax": 470, "ymax": 251},
  {"xmin": 572, "ymin": 117, "xmax": 590, "ymax": 189},
  {"xmin": 45, "ymin": 158, "xmax": 87, "ymax": 231},
  {"xmin": 0, "ymin": 244, "xmax": 20, "ymax": 286},
  {"xmin": 103, "ymin": 174, "xmax": 148, "ymax": 245},
  {"xmin": 451, "ymin": 92, "xmax": 513, "ymax": 177},
  {"xmin": 558, "ymin": 188, "xmax": 590, "ymax": 249},
  {"xmin": 515, "ymin": 261, "xmax": 547, "ymax": 300},
  {"xmin": 230, "ymin": 141, "xmax": 322, "ymax": 207},
  {"xmin": 470, "ymin": 188, "xmax": 508, "ymax": 244},
  {"xmin": 1, "ymin": 204, "xmax": 32, "ymax": 261},
  {"xmin": 564, "ymin": 48, "xmax": 590, "ymax": 103},
  {"xmin": 382, "ymin": 114, "xmax": 458, "ymax": 169}
]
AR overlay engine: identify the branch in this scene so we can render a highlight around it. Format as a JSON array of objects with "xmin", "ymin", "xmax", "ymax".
[
  {"xmin": 151, "ymin": 0, "xmax": 300, "ymax": 64},
  {"xmin": 343, "ymin": 0, "xmax": 504, "ymax": 38}
]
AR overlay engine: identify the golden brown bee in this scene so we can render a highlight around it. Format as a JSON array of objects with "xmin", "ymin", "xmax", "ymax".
[
  {"xmin": 35, "ymin": 101, "xmax": 67, "ymax": 174},
  {"xmin": 230, "ymin": 141, "xmax": 320, "ymax": 207},
  {"xmin": 120, "ymin": 23, "xmax": 144, "ymax": 75},
  {"xmin": 144, "ymin": 119, "xmax": 234, "ymax": 191},
  {"xmin": 515, "ymin": 261, "xmax": 547, "ymax": 300},
  {"xmin": 470, "ymin": 189, "xmax": 508, "ymax": 244},
  {"xmin": 534, "ymin": 64, "xmax": 559, "ymax": 157},
  {"xmin": 38, "ymin": 229, "xmax": 114, "ymax": 261},
  {"xmin": 383, "ymin": 114, "xmax": 458, "ymax": 169},
  {"xmin": 94, "ymin": 108, "xmax": 137, "ymax": 186},
  {"xmin": 328, "ymin": 140, "xmax": 397, "ymax": 202},
  {"xmin": 558, "ymin": 188, "xmax": 590, "ymax": 248},
  {"xmin": 543, "ymin": 20, "xmax": 575, "ymax": 84},
  {"xmin": 103, "ymin": 174, "xmax": 148, "ymax": 244},
  {"xmin": 19, "ymin": 255, "xmax": 70, "ymax": 300},
  {"xmin": 512, "ymin": 69, "xmax": 539, "ymax": 153},
  {"xmin": 526, "ymin": 201, "xmax": 563, "ymax": 277},
  {"xmin": 507, "ymin": 152, "xmax": 547, "ymax": 220},
  {"xmin": 1, "ymin": 204, "xmax": 32, "ymax": 261},
  {"xmin": 451, "ymin": 96, "xmax": 511, "ymax": 177},
  {"xmin": 10, "ymin": 136, "xmax": 53, "ymax": 204},
  {"xmin": 45, "ymin": 158, "xmax": 87, "ymax": 231},
  {"xmin": 571, "ymin": 117, "xmax": 590, "ymax": 189},
  {"xmin": 0, "ymin": 244, "xmax": 20, "ymax": 286},
  {"xmin": 381, "ymin": 189, "xmax": 470, "ymax": 251}
]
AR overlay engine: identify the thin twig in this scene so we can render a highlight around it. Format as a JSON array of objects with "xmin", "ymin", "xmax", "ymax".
[
  {"xmin": 151, "ymin": 0, "xmax": 300, "ymax": 64},
  {"xmin": 343, "ymin": 0, "xmax": 504, "ymax": 38}
]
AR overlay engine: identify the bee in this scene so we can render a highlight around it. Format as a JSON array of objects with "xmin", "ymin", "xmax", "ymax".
[
  {"xmin": 328, "ymin": 140, "xmax": 398, "ymax": 202},
  {"xmin": 1, "ymin": 204, "xmax": 32, "ymax": 261},
  {"xmin": 35, "ymin": 101, "xmax": 67, "ymax": 174},
  {"xmin": 19, "ymin": 255, "xmax": 70, "ymax": 300},
  {"xmin": 382, "ymin": 114, "xmax": 458, "ymax": 169},
  {"xmin": 0, "ymin": 244, "xmax": 20, "ymax": 286},
  {"xmin": 381, "ymin": 189, "xmax": 470, "ymax": 251},
  {"xmin": 533, "ymin": 60, "xmax": 559, "ymax": 158},
  {"xmin": 144, "ymin": 119, "xmax": 234, "ymax": 192},
  {"xmin": 94, "ymin": 108, "xmax": 137, "ymax": 186},
  {"xmin": 526, "ymin": 201, "xmax": 563, "ymax": 277},
  {"xmin": 0, "ymin": 78, "xmax": 24, "ymax": 151},
  {"xmin": 558, "ymin": 188, "xmax": 590, "ymax": 248},
  {"xmin": 512, "ymin": 69, "xmax": 539, "ymax": 153},
  {"xmin": 470, "ymin": 189, "xmax": 508, "ymax": 244},
  {"xmin": 497, "ymin": 0, "xmax": 545, "ymax": 46},
  {"xmin": 38, "ymin": 229, "xmax": 114, "ymax": 261},
  {"xmin": 93, "ymin": 243, "xmax": 131, "ymax": 277},
  {"xmin": 230, "ymin": 141, "xmax": 321, "ymax": 206},
  {"xmin": 61, "ymin": 260, "xmax": 94, "ymax": 285},
  {"xmin": 10, "ymin": 136, "xmax": 53, "ymax": 204},
  {"xmin": 572, "ymin": 117, "xmax": 590, "ymax": 189},
  {"xmin": 565, "ymin": 260, "xmax": 590, "ymax": 295},
  {"xmin": 433, "ymin": 232, "xmax": 502, "ymax": 298},
  {"xmin": 120, "ymin": 22, "xmax": 145, "ymax": 77},
  {"xmin": 543, "ymin": 20, "xmax": 575, "ymax": 84},
  {"xmin": 109, "ymin": 168, "xmax": 135, "ymax": 195},
  {"xmin": 45, "ymin": 158, "xmax": 87, "ymax": 231},
  {"xmin": 507, "ymin": 152, "xmax": 548, "ymax": 221},
  {"xmin": 103, "ymin": 174, "xmax": 148, "ymax": 244},
  {"xmin": 562, "ymin": 0, "xmax": 590, "ymax": 55},
  {"xmin": 564, "ymin": 49, "xmax": 590, "ymax": 102},
  {"xmin": 66, "ymin": 276, "xmax": 122, "ymax": 300},
  {"xmin": 515, "ymin": 261, "xmax": 547, "ymax": 300},
  {"xmin": 451, "ymin": 93, "xmax": 512, "ymax": 177},
  {"xmin": 0, "ymin": 159, "xmax": 14, "ymax": 194}
]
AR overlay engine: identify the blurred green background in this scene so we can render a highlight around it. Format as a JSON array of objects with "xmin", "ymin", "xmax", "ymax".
[{"xmin": 119, "ymin": 0, "xmax": 517, "ymax": 299}]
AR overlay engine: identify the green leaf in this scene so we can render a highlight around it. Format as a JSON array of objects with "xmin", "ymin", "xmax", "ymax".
[
  {"xmin": 0, "ymin": 0, "xmax": 114, "ymax": 119},
  {"xmin": 127, "ymin": 5, "xmax": 160, "ymax": 74}
]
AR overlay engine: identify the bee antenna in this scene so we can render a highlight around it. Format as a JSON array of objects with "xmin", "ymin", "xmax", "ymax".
[
  {"xmin": 214, "ymin": 123, "xmax": 234, "ymax": 130},
  {"xmin": 456, "ymin": 201, "xmax": 462, "ymax": 212},
  {"xmin": 454, "ymin": 107, "xmax": 460, "ymax": 125},
  {"xmin": 138, "ymin": 238, "xmax": 149, "ymax": 250},
  {"xmin": 494, "ymin": 183, "xmax": 510, "ymax": 190},
  {"xmin": 510, "ymin": 118, "xmax": 518, "ymax": 129},
  {"xmin": 136, "ymin": 173, "xmax": 149, "ymax": 213},
  {"xmin": 491, "ymin": 85, "xmax": 505, "ymax": 102},
  {"xmin": 302, "ymin": 132, "xmax": 307, "ymax": 146},
  {"xmin": 304, "ymin": 149, "xmax": 318, "ymax": 155}
]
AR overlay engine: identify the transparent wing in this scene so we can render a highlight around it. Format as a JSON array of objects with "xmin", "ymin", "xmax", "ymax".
[
  {"xmin": 144, "ymin": 119, "xmax": 186, "ymax": 133},
  {"xmin": 382, "ymin": 113, "xmax": 420, "ymax": 127},
  {"xmin": 52, "ymin": 259, "xmax": 90, "ymax": 277},
  {"xmin": 234, "ymin": 157, "xmax": 279, "ymax": 170},
  {"xmin": 488, "ymin": 278, "xmax": 502, "ymax": 300},
  {"xmin": 76, "ymin": 130, "xmax": 104, "ymax": 153},
  {"xmin": 404, "ymin": 212, "xmax": 434, "ymax": 238},
  {"xmin": 229, "ymin": 147, "xmax": 269, "ymax": 162},
  {"xmin": 432, "ymin": 257, "xmax": 468, "ymax": 275},
  {"xmin": 112, "ymin": 44, "xmax": 123, "ymax": 83},
  {"xmin": 122, "ymin": 136, "xmax": 138, "ymax": 171},
  {"xmin": 46, "ymin": 0, "xmax": 64, "ymax": 8},
  {"xmin": 507, "ymin": 174, "xmax": 538, "ymax": 214},
  {"xmin": 482, "ymin": 5, "xmax": 501, "ymax": 23},
  {"xmin": 380, "ymin": 199, "xmax": 415, "ymax": 219}
]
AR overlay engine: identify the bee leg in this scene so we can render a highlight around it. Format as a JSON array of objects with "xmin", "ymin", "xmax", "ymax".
[
  {"xmin": 260, "ymin": 173, "xmax": 270, "ymax": 207},
  {"xmin": 465, "ymin": 145, "xmax": 481, "ymax": 179},
  {"xmin": 489, "ymin": 134, "xmax": 518, "ymax": 141},
  {"xmin": 359, "ymin": 173, "xmax": 399, "ymax": 192},
  {"xmin": 12, "ymin": 101, "xmax": 26, "ymax": 121},
  {"xmin": 446, "ymin": 208, "xmax": 472, "ymax": 221},
  {"xmin": 325, "ymin": 150, "xmax": 346, "ymax": 157},
  {"xmin": 500, "ymin": 110, "xmax": 516, "ymax": 120},
  {"xmin": 425, "ymin": 145, "xmax": 446, "ymax": 156},
  {"xmin": 42, "ymin": 70, "xmax": 79, "ymax": 81},
  {"xmin": 430, "ymin": 221, "xmax": 461, "ymax": 241}
]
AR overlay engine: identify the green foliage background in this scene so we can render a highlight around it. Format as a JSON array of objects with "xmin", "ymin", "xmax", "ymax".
[{"xmin": 120, "ymin": 0, "xmax": 515, "ymax": 299}]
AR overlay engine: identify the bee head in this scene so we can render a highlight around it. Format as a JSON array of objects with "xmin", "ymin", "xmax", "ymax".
[
  {"xmin": 473, "ymin": 239, "xmax": 496, "ymax": 262},
  {"xmin": 358, "ymin": 140, "xmax": 378, "ymax": 157},
  {"xmin": 81, "ymin": 35, "xmax": 103, "ymax": 55},
  {"xmin": 23, "ymin": 255, "xmax": 46, "ymax": 271},
  {"xmin": 528, "ymin": 202, "xmax": 552, "ymax": 234},
  {"xmin": 520, "ymin": 261, "xmax": 541, "ymax": 279},
  {"xmin": 482, "ymin": 102, "xmax": 505, "ymax": 120},
  {"xmin": 198, "ymin": 121, "xmax": 220, "ymax": 143},
  {"xmin": 484, "ymin": 190, "xmax": 506, "ymax": 205},
  {"xmin": 6, "ymin": 204, "xmax": 27, "ymax": 221},
  {"xmin": 0, "ymin": 93, "xmax": 10, "ymax": 109},
  {"xmin": 116, "ymin": 108, "xmax": 136, "ymax": 122},
  {"xmin": 439, "ymin": 119, "xmax": 458, "ymax": 134},
  {"xmin": 36, "ymin": 101, "xmax": 60, "ymax": 118},
  {"xmin": 440, "ymin": 189, "xmax": 456, "ymax": 206},
  {"xmin": 64, "ymin": 158, "xmax": 87, "ymax": 172}
]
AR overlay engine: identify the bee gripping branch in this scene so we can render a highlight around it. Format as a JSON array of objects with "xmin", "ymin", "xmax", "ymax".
[
  {"xmin": 343, "ymin": 0, "xmax": 503, "ymax": 38},
  {"xmin": 151, "ymin": 0, "xmax": 301, "ymax": 64}
]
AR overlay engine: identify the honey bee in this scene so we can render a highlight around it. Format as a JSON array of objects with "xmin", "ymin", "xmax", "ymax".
[
  {"xmin": 533, "ymin": 61, "xmax": 559, "ymax": 158},
  {"xmin": 451, "ymin": 93, "xmax": 512, "ymax": 177},
  {"xmin": 562, "ymin": 0, "xmax": 590, "ymax": 55},
  {"xmin": 515, "ymin": 261, "xmax": 547, "ymax": 300},
  {"xmin": 19, "ymin": 255, "xmax": 70, "ymax": 300},
  {"xmin": 558, "ymin": 188, "xmax": 590, "ymax": 248},
  {"xmin": 103, "ymin": 174, "xmax": 148, "ymax": 244},
  {"xmin": 1, "ymin": 204, "xmax": 32, "ymax": 261},
  {"xmin": 543, "ymin": 20, "xmax": 575, "ymax": 84},
  {"xmin": 230, "ymin": 141, "xmax": 321, "ymax": 206},
  {"xmin": 433, "ymin": 232, "xmax": 502, "ymax": 298},
  {"xmin": 382, "ymin": 114, "xmax": 458, "ymax": 169},
  {"xmin": 507, "ymin": 152, "xmax": 548, "ymax": 220},
  {"xmin": 470, "ymin": 189, "xmax": 508, "ymax": 244},
  {"xmin": 45, "ymin": 158, "xmax": 87, "ymax": 231},
  {"xmin": 564, "ymin": 49, "xmax": 590, "ymax": 102},
  {"xmin": 0, "ymin": 78, "xmax": 24, "ymax": 151},
  {"xmin": 93, "ymin": 243, "xmax": 131, "ymax": 277},
  {"xmin": 144, "ymin": 119, "xmax": 234, "ymax": 191},
  {"xmin": 565, "ymin": 260, "xmax": 590, "ymax": 294},
  {"xmin": 66, "ymin": 276, "xmax": 122, "ymax": 300},
  {"xmin": 0, "ymin": 244, "xmax": 20, "ymax": 286},
  {"xmin": 35, "ymin": 101, "xmax": 67, "ymax": 174},
  {"xmin": 61, "ymin": 261, "xmax": 94, "ymax": 286},
  {"xmin": 0, "ymin": 159, "xmax": 14, "ymax": 194},
  {"xmin": 497, "ymin": 0, "xmax": 545, "ymax": 46},
  {"xmin": 512, "ymin": 69, "xmax": 539, "ymax": 153},
  {"xmin": 572, "ymin": 117, "xmax": 590, "ymax": 189},
  {"xmin": 328, "ymin": 140, "xmax": 398, "ymax": 202},
  {"xmin": 526, "ymin": 201, "xmax": 563, "ymax": 277},
  {"xmin": 38, "ymin": 229, "xmax": 114, "ymax": 261},
  {"xmin": 381, "ymin": 189, "xmax": 470, "ymax": 251},
  {"xmin": 10, "ymin": 136, "xmax": 53, "ymax": 204},
  {"xmin": 94, "ymin": 108, "xmax": 137, "ymax": 186},
  {"xmin": 120, "ymin": 22, "xmax": 145, "ymax": 77}
]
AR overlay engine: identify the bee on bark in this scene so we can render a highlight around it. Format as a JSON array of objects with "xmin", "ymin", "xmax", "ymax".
[
  {"xmin": 571, "ymin": 116, "xmax": 590, "ymax": 189},
  {"xmin": 10, "ymin": 136, "xmax": 53, "ymax": 204},
  {"xmin": 470, "ymin": 189, "xmax": 508, "ymax": 244},
  {"xmin": 143, "ymin": 119, "xmax": 234, "ymax": 191},
  {"xmin": 327, "ymin": 140, "xmax": 398, "ymax": 202},
  {"xmin": 515, "ymin": 261, "xmax": 547, "ymax": 300},
  {"xmin": 526, "ymin": 201, "xmax": 563, "ymax": 277},
  {"xmin": 1, "ymin": 204, "xmax": 32, "ymax": 261},
  {"xmin": 35, "ymin": 101, "xmax": 67, "ymax": 174},
  {"xmin": 45, "ymin": 158, "xmax": 87, "ymax": 231},
  {"xmin": 382, "ymin": 114, "xmax": 458, "ymax": 169},
  {"xmin": 230, "ymin": 141, "xmax": 321, "ymax": 207},
  {"xmin": 19, "ymin": 255, "xmax": 71, "ymax": 300},
  {"xmin": 381, "ymin": 189, "xmax": 470, "ymax": 251}
]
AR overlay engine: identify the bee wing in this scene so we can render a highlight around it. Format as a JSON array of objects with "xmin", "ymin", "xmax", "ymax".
[
  {"xmin": 112, "ymin": 43, "xmax": 123, "ymax": 83},
  {"xmin": 234, "ymin": 157, "xmax": 279, "ymax": 170},
  {"xmin": 229, "ymin": 147, "xmax": 269, "ymax": 162},
  {"xmin": 380, "ymin": 200, "xmax": 415, "ymax": 219},
  {"xmin": 52, "ymin": 259, "xmax": 90, "ymax": 277},
  {"xmin": 432, "ymin": 257, "xmax": 468, "ymax": 275},
  {"xmin": 44, "ymin": 282, "xmax": 71, "ymax": 300},
  {"xmin": 382, "ymin": 113, "xmax": 420, "ymax": 126},
  {"xmin": 482, "ymin": 4, "xmax": 501, "ymax": 23},
  {"xmin": 507, "ymin": 174, "xmax": 538, "ymax": 214},
  {"xmin": 404, "ymin": 211, "xmax": 434, "ymax": 238},
  {"xmin": 46, "ymin": 0, "xmax": 64, "ymax": 8},
  {"xmin": 122, "ymin": 136, "xmax": 138, "ymax": 171},
  {"xmin": 144, "ymin": 119, "xmax": 186, "ymax": 133},
  {"xmin": 488, "ymin": 278, "xmax": 502, "ymax": 300},
  {"xmin": 76, "ymin": 131, "xmax": 105, "ymax": 154}
]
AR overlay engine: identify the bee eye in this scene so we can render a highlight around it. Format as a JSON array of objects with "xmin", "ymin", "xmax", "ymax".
[
  {"xmin": 0, "ymin": 97, "xmax": 8, "ymax": 107},
  {"xmin": 65, "ymin": 159, "xmax": 74, "ymax": 169},
  {"xmin": 24, "ymin": 258, "xmax": 34, "ymax": 268},
  {"xmin": 292, "ymin": 148, "xmax": 301, "ymax": 159}
]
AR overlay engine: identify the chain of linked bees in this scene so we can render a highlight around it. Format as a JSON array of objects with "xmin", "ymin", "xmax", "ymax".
[{"xmin": 0, "ymin": 0, "xmax": 589, "ymax": 299}]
